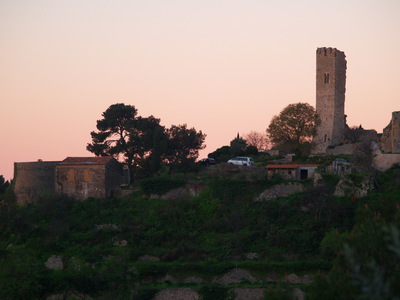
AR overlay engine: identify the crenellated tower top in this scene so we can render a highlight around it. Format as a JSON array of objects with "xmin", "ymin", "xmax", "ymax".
[{"xmin": 316, "ymin": 47, "xmax": 346, "ymax": 58}]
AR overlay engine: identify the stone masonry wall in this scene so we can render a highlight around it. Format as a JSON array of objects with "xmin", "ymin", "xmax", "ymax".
[
  {"xmin": 373, "ymin": 153, "xmax": 400, "ymax": 172},
  {"xmin": 14, "ymin": 161, "xmax": 60, "ymax": 204},
  {"xmin": 381, "ymin": 111, "xmax": 400, "ymax": 153},
  {"xmin": 56, "ymin": 164, "xmax": 106, "ymax": 200},
  {"xmin": 105, "ymin": 160, "xmax": 125, "ymax": 198}
]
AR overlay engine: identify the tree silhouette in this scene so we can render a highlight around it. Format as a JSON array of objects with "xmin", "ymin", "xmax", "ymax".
[
  {"xmin": 267, "ymin": 102, "xmax": 319, "ymax": 153},
  {"xmin": 87, "ymin": 103, "xmax": 164, "ymax": 182}
]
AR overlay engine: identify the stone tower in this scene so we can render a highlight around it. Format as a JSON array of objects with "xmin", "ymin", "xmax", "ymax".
[{"xmin": 313, "ymin": 47, "xmax": 347, "ymax": 153}]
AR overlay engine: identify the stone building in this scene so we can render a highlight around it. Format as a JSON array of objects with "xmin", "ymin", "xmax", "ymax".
[
  {"xmin": 265, "ymin": 164, "xmax": 319, "ymax": 180},
  {"xmin": 55, "ymin": 157, "xmax": 126, "ymax": 200},
  {"xmin": 13, "ymin": 157, "xmax": 126, "ymax": 204},
  {"xmin": 14, "ymin": 160, "xmax": 61, "ymax": 204},
  {"xmin": 380, "ymin": 111, "xmax": 400, "ymax": 153},
  {"xmin": 313, "ymin": 47, "xmax": 347, "ymax": 153}
]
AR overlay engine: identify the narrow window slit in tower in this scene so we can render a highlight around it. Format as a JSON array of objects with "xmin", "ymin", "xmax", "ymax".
[{"xmin": 324, "ymin": 73, "xmax": 330, "ymax": 84}]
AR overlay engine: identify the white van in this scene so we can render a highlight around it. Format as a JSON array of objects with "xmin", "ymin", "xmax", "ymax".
[{"xmin": 227, "ymin": 157, "xmax": 255, "ymax": 166}]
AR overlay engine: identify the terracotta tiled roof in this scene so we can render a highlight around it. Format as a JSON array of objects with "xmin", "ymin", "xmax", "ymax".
[
  {"xmin": 265, "ymin": 164, "xmax": 320, "ymax": 169},
  {"xmin": 61, "ymin": 157, "xmax": 115, "ymax": 165}
]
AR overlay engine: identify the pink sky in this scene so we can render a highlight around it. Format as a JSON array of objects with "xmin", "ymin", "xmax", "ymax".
[{"xmin": 1, "ymin": 0, "xmax": 399, "ymax": 180}]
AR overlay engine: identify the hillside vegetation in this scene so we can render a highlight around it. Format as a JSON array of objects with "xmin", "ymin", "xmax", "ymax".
[{"xmin": 0, "ymin": 162, "xmax": 399, "ymax": 299}]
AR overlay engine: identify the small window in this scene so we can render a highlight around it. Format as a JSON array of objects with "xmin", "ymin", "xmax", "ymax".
[
  {"xmin": 83, "ymin": 169, "xmax": 89, "ymax": 182},
  {"xmin": 324, "ymin": 73, "xmax": 330, "ymax": 84},
  {"xmin": 68, "ymin": 169, "xmax": 75, "ymax": 182}
]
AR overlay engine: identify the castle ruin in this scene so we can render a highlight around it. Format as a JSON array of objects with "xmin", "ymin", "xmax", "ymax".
[
  {"xmin": 381, "ymin": 111, "xmax": 400, "ymax": 153},
  {"xmin": 312, "ymin": 47, "xmax": 400, "ymax": 169}
]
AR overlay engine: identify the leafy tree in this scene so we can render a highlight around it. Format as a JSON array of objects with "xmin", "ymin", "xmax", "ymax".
[
  {"xmin": 230, "ymin": 133, "xmax": 247, "ymax": 156},
  {"xmin": 208, "ymin": 146, "xmax": 231, "ymax": 163},
  {"xmin": 0, "ymin": 175, "xmax": 9, "ymax": 194},
  {"xmin": 87, "ymin": 103, "xmax": 165, "ymax": 182},
  {"xmin": 164, "ymin": 124, "xmax": 206, "ymax": 173},
  {"xmin": 87, "ymin": 104, "xmax": 207, "ymax": 178},
  {"xmin": 309, "ymin": 168, "xmax": 400, "ymax": 299},
  {"xmin": 243, "ymin": 131, "xmax": 269, "ymax": 151},
  {"xmin": 267, "ymin": 102, "xmax": 319, "ymax": 153},
  {"xmin": 244, "ymin": 145, "xmax": 258, "ymax": 155},
  {"xmin": 130, "ymin": 115, "xmax": 167, "ymax": 176}
]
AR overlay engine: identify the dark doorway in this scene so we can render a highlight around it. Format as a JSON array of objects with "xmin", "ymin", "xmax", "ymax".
[{"xmin": 300, "ymin": 169, "xmax": 308, "ymax": 180}]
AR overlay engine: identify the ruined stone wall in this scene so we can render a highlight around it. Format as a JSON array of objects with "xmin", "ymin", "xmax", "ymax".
[
  {"xmin": 13, "ymin": 161, "xmax": 60, "ymax": 204},
  {"xmin": 381, "ymin": 111, "xmax": 400, "ymax": 153},
  {"xmin": 56, "ymin": 164, "xmax": 106, "ymax": 200},
  {"xmin": 313, "ymin": 47, "xmax": 347, "ymax": 153},
  {"xmin": 325, "ymin": 143, "xmax": 357, "ymax": 155},
  {"xmin": 373, "ymin": 153, "xmax": 400, "ymax": 172}
]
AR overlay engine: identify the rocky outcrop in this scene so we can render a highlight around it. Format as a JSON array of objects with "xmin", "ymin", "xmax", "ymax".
[
  {"xmin": 68, "ymin": 257, "xmax": 83, "ymax": 271},
  {"xmin": 153, "ymin": 288, "xmax": 200, "ymax": 300},
  {"xmin": 293, "ymin": 288, "xmax": 305, "ymax": 300},
  {"xmin": 45, "ymin": 255, "xmax": 63, "ymax": 270},
  {"xmin": 137, "ymin": 254, "xmax": 160, "ymax": 262},
  {"xmin": 157, "ymin": 274, "xmax": 178, "ymax": 283},
  {"xmin": 157, "ymin": 187, "xmax": 191, "ymax": 200},
  {"xmin": 214, "ymin": 268, "xmax": 256, "ymax": 285},
  {"xmin": 232, "ymin": 287, "xmax": 265, "ymax": 300},
  {"xmin": 150, "ymin": 182, "xmax": 207, "ymax": 200},
  {"xmin": 46, "ymin": 292, "xmax": 92, "ymax": 300},
  {"xmin": 255, "ymin": 183, "xmax": 304, "ymax": 201},
  {"xmin": 113, "ymin": 239, "xmax": 128, "ymax": 247},
  {"xmin": 285, "ymin": 273, "xmax": 312, "ymax": 284},
  {"xmin": 95, "ymin": 223, "xmax": 118, "ymax": 230},
  {"xmin": 334, "ymin": 177, "xmax": 373, "ymax": 197},
  {"xmin": 313, "ymin": 172, "xmax": 323, "ymax": 186},
  {"xmin": 157, "ymin": 274, "xmax": 204, "ymax": 284},
  {"xmin": 244, "ymin": 252, "xmax": 259, "ymax": 260},
  {"xmin": 183, "ymin": 276, "xmax": 203, "ymax": 284}
]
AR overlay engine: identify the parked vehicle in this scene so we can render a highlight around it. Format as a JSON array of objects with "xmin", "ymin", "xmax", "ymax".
[
  {"xmin": 199, "ymin": 158, "xmax": 218, "ymax": 165},
  {"xmin": 227, "ymin": 156, "xmax": 254, "ymax": 166}
]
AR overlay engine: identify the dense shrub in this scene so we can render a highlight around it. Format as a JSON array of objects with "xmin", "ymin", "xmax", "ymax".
[
  {"xmin": 198, "ymin": 285, "xmax": 229, "ymax": 300},
  {"xmin": 1, "ymin": 163, "xmax": 398, "ymax": 298},
  {"xmin": 245, "ymin": 145, "xmax": 258, "ymax": 155},
  {"xmin": 134, "ymin": 287, "xmax": 159, "ymax": 300},
  {"xmin": 140, "ymin": 176, "xmax": 186, "ymax": 196},
  {"xmin": 321, "ymin": 173, "xmax": 340, "ymax": 186},
  {"xmin": 310, "ymin": 187, "xmax": 400, "ymax": 298},
  {"xmin": 208, "ymin": 178, "xmax": 250, "ymax": 203}
]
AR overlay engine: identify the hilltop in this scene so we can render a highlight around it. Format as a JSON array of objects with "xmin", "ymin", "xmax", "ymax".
[{"xmin": 1, "ymin": 156, "xmax": 399, "ymax": 299}]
